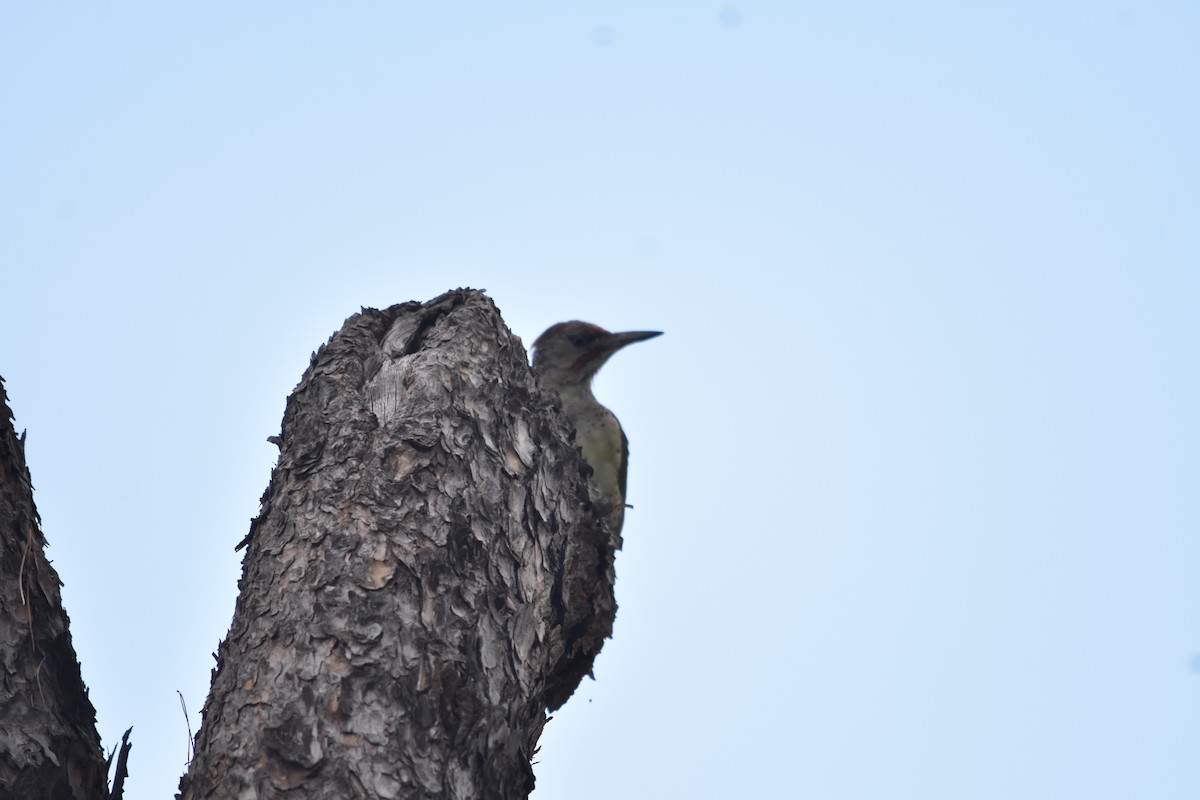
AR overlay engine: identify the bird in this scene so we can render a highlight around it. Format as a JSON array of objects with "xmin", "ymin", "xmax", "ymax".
[{"xmin": 532, "ymin": 321, "xmax": 662, "ymax": 534}]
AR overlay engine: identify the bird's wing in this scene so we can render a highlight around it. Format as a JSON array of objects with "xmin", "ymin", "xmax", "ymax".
[{"xmin": 618, "ymin": 422, "xmax": 629, "ymax": 504}]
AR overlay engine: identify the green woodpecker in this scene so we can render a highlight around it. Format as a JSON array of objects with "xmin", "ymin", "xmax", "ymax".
[{"xmin": 532, "ymin": 321, "xmax": 662, "ymax": 534}]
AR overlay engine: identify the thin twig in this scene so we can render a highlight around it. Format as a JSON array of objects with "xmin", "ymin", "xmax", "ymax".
[{"xmin": 177, "ymin": 691, "xmax": 195, "ymax": 765}]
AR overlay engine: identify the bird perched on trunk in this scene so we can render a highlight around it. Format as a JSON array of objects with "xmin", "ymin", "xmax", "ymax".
[{"xmin": 533, "ymin": 321, "xmax": 662, "ymax": 535}]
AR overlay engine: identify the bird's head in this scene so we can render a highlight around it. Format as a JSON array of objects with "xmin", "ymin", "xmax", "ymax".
[{"xmin": 532, "ymin": 321, "xmax": 662, "ymax": 386}]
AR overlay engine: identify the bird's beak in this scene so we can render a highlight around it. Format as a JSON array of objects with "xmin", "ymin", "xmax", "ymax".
[{"xmin": 603, "ymin": 330, "xmax": 663, "ymax": 351}]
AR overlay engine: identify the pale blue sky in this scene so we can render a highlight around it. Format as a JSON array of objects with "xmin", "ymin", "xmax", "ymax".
[{"xmin": 2, "ymin": 3, "xmax": 1198, "ymax": 798}]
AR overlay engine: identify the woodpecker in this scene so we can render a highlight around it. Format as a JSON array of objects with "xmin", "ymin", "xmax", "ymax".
[{"xmin": 532, "ymin": 321, "xmax": 662, "ymax": 534}]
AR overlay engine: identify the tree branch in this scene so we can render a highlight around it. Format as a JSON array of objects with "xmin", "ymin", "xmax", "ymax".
[
  {"xmin": 0, "ymin": 377, "xmax": 111, "ymax": 799},
  {"xmin": 180, "ymin": 289, "xmax": 619, "ymax": 799}
]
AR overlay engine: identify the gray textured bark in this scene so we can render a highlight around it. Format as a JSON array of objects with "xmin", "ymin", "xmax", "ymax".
[
  {"xmin": 0, "ymin": 378, "xmax": 113, "ymax": 800},
  {"xmin": 179, "ymin": 290, "xmax": 619, "ymax": 799}
]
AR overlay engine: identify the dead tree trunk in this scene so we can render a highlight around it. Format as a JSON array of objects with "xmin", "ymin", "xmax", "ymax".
[
  {"xmin": 179, "ymin": 290, "xmax": 619, "ymax": 799},
  {"xmin": 0, "ymin": 378, "xmax": 118, "ymax": 799}
]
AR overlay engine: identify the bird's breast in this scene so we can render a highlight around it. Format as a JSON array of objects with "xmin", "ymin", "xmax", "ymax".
[{"xmin": 556, "ymin": 400, "xmax": 624, "ymax": 506}]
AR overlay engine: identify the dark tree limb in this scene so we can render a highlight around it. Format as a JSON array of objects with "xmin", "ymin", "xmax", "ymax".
[
  {"xmin": 0, "ymin": 377, "xmax": 112, "ymax": 799},
  {"xmin": 104, "ymin": 727, "xmax": 132, "ymax": 800},
  {"xmin": 180, "ymin": 290, "xmax": 620, "ymax": 799}
]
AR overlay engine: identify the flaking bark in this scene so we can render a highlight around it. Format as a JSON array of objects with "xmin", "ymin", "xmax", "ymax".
[
  {"xmin": 0, "ymin": 378, "xmax": 113, "ymax": 799},
  {"xmin": 179, "ymin": 289, "xmax": 620, "ymax": 799}
]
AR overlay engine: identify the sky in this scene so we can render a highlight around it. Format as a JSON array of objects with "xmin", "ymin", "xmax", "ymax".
[{"xmin": 2, "ymin": 2, "xmax": 1198, "ymax": 797}]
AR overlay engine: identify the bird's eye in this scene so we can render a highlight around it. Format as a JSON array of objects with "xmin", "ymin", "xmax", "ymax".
[{"xmin": 570, "ymin": 334, "xmax": 593, "ymax": 348}]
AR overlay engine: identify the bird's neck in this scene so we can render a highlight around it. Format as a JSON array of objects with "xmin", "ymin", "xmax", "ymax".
[{"xmin": 550, "ymin": 377, "xmax": 598, "ymax": 414}]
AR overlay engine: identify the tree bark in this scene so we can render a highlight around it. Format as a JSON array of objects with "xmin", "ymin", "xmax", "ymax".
[
  {"xmin": 0, "ymin": 378, "xmax": 114, "ymax": 800},
  {"xmin": 179, "ymin": 289, "xmax": 619, "ymax": 799}
]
